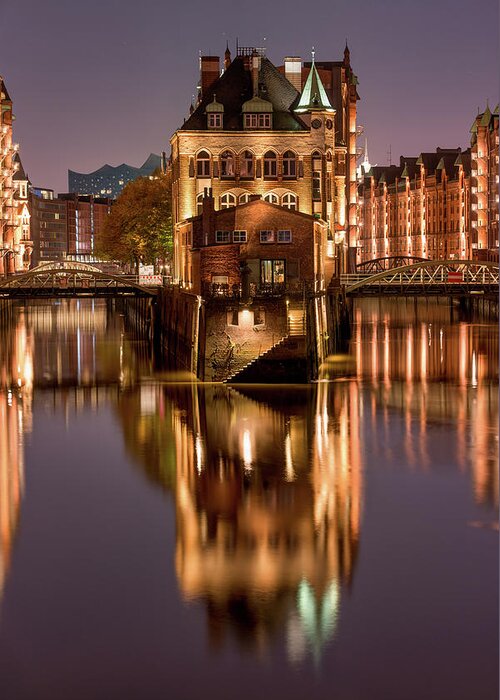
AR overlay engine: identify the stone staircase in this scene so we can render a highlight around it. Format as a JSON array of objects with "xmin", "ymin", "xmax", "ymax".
[
  {"xmin": 224, "ymin": 335, "xmax": 307, "ymax": 384},
  {"xmin": 287, "ymin": 304, "xmax": 306, "ymax": 336}
]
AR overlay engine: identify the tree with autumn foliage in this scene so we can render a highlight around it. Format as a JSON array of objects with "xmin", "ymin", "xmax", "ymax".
[{"xmin": 96, "ymin": 172, "xmax": 172, "ymax": 272}]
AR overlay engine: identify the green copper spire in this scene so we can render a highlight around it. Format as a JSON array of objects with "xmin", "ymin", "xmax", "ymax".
[{"xmin": 295, "ymin": 49, "xmax": 334, "ymax": 114}]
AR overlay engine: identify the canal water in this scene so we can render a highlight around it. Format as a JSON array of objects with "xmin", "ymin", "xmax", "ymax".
[{"xmin": 0, "ymin": 298, "xmax": 497, "ymax": 700}]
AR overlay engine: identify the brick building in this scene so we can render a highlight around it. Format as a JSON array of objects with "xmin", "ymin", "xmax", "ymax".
[
  {"xmin": 470, "ymin": 105, "xmax": 499, "ymax": 259},
  {"xmin": 59, "ymin": 193, "xmax": 112, "ymax": 260},
  {"xmin": 357, "ymin": 106, "xmax": 499, "ymax": 265},
  {"xmin": 358, "ymin": 148, "xmax": 471, "ymax": 262},
  {"xmin": 170, "ymin": 45, "xmax": 359, "ymax": 274},
  {"xmin": 1, "ymin": 76, "xmax": 16, "ymax": 274},
  {"xmin": 175, "ymin": 192, "xmax": 327, "ymax": 296},
  {"xmin": 30, "ymin": 189, "xmax": 68, "ymax": 265}
]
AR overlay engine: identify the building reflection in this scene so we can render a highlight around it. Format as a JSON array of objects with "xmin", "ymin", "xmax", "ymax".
[
  {"xmin": 347, "ymin": 298, "xmax": 499, "ymax": 507},
  {"xmin": 162, "ymin": 383, "xmax": 363, "ymax": 662},
  {"xmin": 0, "ymin": 311, "xmax": 32, "ymax": 607}
]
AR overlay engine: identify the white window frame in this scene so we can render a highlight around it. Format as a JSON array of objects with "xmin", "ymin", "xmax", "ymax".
[
  {"xmin": 260, "ymin": 230, "xmax": 275, "ymax": 243},
  {"xmin": 277, "ymin": 230, "xmax": 292, "ymax": 243},
  {"xmin": 264, "ymin": 192, "xmax": 279, "ymax": 205},
  {"xmin": 233, "ymin": 230, "xmax": 247, "ymax": 243},
  {"xmin": 282, "ymin": 193, "xmax": 297, "ymax": 210},
  {"xmin": 208, "ymin": 113, "xmax": 222, "ymax": 128},
  {"xmin": 215, "ymin": 230, "xmax": 231, "ymax": 243},
  {"xmin": 220, "ymin": 193, "xmax": 236, "ymax": 209}
]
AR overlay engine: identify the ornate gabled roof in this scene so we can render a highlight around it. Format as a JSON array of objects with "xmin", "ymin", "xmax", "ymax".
[
  {"xmin": 295, "ymin": 55, "xmax": 334, "ymax": 113},
  {"xmin": 480, "ymin": 104, "xmax": 492, "ymax": 126},
  {"xmin": 0, "ymin": 76, "xmax": 12, "ymax": 102},
  {"xmin": 12, "ymin": 152, "xmax": 28, "ymax": 181},
  {"xmin": 180, "ymin": 56, "xmax": 305, "ymax": 131}
]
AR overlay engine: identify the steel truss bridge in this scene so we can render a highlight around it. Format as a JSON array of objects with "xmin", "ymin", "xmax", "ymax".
[
  {"xmin": 356, "ymin": 255, "xmax": 428, "ymax": 273},
  {"xmin": 341, "ymin": 260, "xmax": 499, "ymax": 296},
  {"xmin": 0, "ymin": 262, "xmax": 159, "ymax": 299}
]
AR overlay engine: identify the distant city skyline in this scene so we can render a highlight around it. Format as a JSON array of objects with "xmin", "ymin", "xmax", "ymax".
[{"xmin": 0, "ymin": 0, "xmax": 498, "ymax": 193}]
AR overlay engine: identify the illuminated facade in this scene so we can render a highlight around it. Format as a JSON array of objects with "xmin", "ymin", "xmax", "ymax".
[
  {"xmin": 0, "ymin": 76, "xmax": 17, "ymax": 274},
  {"xmin": 358, "ymin": 148, "xmax": 471, "ymax": 262},
  {"xmin": 171, "ymin": 45, "xmax": 359, "ymax": 274},
  {"xmin": 470, "ymin": 105, "xmax": 499, "ymax": 259},
  {"xmin": 175, "ymin": 192, "xmax": 327, "ymax": 294},
  {"xmin": 12, "ymin": 153, "xmax": 32, "ymax": 270}
]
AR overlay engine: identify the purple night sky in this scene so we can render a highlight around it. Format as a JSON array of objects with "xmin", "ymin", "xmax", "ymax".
[{"xmin": 0, "ymin": 0, "xmax": 498, "ymax": 194}]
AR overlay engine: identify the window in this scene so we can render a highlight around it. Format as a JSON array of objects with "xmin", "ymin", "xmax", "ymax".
[
  {"xmin": 215, "ymin": 230, "xmax": 231, "ymax": 242},
  {"xmin": 264, "ymin": 192, "xmax": 278, "ymax": 205},
  {"xmin": 239, "ymin": 193, "xmax": 250, "ymax": 204},
  {"xmin": 227, "ymin": 308, "xmax": 239, "ymax": 326},
  {"xmin": 282, "ymin": 151, "xmax": 297, "ymax": 178},
  {"xmin": 244, "ymin": 114, "xmax": 271, "ymax": 129},
  {"xmin": 260, "ymin": 230, "xmax": 274, "ymax": 243},
  {"xmin": 312, "ymin": 170, "xmax": 321, "ymax": 201},
  {"xmin": 233, "ymin": 230, "xmax": 247, "ymax": 243},
  {"xmin": 208, "ymin": 113, "xmax": 222, "ymax": 128},
  {"xmin": 196, "ymin": 151, "xmax": 211, "ymax": 177},
  {"xmin": 260, "ymin": 259, "xmax": 285, "ymax": 285},
  {"xmin": 282, "ymin": 193, "xmax": 297, "ymax": 210},
  {"xmin": 196, "ymin": 193, "xmax": 204, "ymax": 215},
  {"xmin": 277, "ymin": 230, "xmax": 292, "ymax": 243},
  {"xmin": 220, "ymin": 151, "xmax": 235, "ymax": 178},
  {"xmin": 254, "ymin": 307, "xmax": 265, "ymax": 326},
  {"xmin": 220, "ymin": 193, "xmax": 236, "ymax": 209},
  {"xmin": 240, "ymin": 151, "xmax": 254, "ymax": 178},
  {"xmin": 263, "ymin": 151, "xmax": 277, "ymax": 178}
]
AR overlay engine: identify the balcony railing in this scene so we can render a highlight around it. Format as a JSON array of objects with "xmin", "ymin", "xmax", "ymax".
[{"xmin": 202, "ymin": 281, "xmax": 313, "ymax": 299}]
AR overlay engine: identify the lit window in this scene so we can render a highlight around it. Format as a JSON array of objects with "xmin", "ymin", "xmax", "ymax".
[
  {"xmin": 208, "ymin": 113, "xmax": 222, "ymax": 128},
  {"xmin": 264, "ymin": 192, "xmax": 278, "ymax": 205},
  {"xmin": 263, "ymin": 151, "xmax": 277, "ymax": 178},
  {"xmin": 277, "ymin": 230, "xmax": 292, "ymax": 243},
  {"xmin": 282, "ymin": 151, "xmax": 297, "ymax": 178},
  {"xmin": 215, "ymin": 230, "xmax": 231, "ymax": 242},
  {"xmin": 220, "ymin": 193, "xmax": 236, "ymax": 209},
  {"xmin": 240, "ymin": 151, "xmax": 254, "ymax": 178},
  {"xmin": 244, "ymin": 114, "xmax": 271, "ymax": 129},
  {"xmin": 233, "ymin": 230, "xmax": 247, "ymax": 242},
  {"xmin": 239, "ymin": 193, "xmax": 250, "ymax": 204},
  {"xmin": 196, "ymin": 193, "xmax": 204, "ymax": 215},
  {"xmin": 260, "ymin": 230, "xmax": 274, "ymax": 243},
  {"xmin": 282, "ymin": 193, "xmax": 297, "ymax": 210},
  {"xmin": 196, "ymin": 151, "xmax": 211, "ymax": 177},
  {"xmin": 220, "ymin": 151, "xmax": 235, "ymax": 178}
]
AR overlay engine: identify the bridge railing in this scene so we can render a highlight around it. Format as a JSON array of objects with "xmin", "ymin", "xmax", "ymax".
[{"xmin": 341, "ymin": 262, "xmax": 499, "ymax": 290}]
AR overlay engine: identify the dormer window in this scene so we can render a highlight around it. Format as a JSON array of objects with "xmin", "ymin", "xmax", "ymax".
[
  {"xmin": 242, "ymin": 95, "xmax": 273, "ymax": 129},
  {"xmin": 208, "ymin": 113, "xmax": 222, "ymax": 128},
  {"xmin": 244, "ymin": 113, "xmax": 271, "ymax": 129},
  {"xmin": 206, "ymin": 94, "xmax": 224, "ymax": 129}
]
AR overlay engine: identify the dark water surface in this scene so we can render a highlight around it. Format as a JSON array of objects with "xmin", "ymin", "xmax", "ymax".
[{"xmin": 0, "ymin": 298, "xmax": 497, "ymax": 700}]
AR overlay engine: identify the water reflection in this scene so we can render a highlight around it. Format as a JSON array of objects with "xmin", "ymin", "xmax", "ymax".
[{"xmin": 0, "ymin": 298, "xmax": 498, "ymax": 682}]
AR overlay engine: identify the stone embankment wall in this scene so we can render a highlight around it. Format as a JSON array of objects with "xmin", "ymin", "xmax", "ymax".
[
  {"xmin": 155, "ymin": 287, "xmax": 201, "ymax": 374},
  {"xmin": 202, "ymin": 299, "xmax": 288, "ymax": 382}
]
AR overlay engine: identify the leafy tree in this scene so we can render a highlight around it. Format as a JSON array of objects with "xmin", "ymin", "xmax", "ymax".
[{"xmin": 96, "ymin": 172, "xmax": 172, "ymax": 272}]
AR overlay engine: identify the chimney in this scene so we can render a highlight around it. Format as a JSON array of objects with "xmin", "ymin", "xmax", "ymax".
[
  {"xmin": 251, "ymin": 52, "xmax": 260, "ymax": 96},
  {"xmin": 199, "ymin": 56, "xmax": 220, "ymax": 98},
  {"xmin": 284, "ymin": 56, "xmax": 302, "ymax": 91}
]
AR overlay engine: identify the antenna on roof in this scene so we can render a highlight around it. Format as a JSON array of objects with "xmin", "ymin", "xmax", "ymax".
[{"xmin": 311, "ymin": 46, "xmax": 315, "ymax": 62}]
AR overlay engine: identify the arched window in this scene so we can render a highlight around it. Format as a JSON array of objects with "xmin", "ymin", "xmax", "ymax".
[
  {"xmin": 264, "ymin": 192, "xmax": 279, "ymax": 205},
  {"xmin": 282, "ymin": 193, "xmax": 297, "ymax": 210},
  {"xmin": 240, "ymin": 151, "xmax": 254, "ymax": 178},
  {"xmin": 220, "ymin": 193, "xmax": 236, "ymax": 209},
  {"xmin": 282, "ymin": 150, "xmax": 297, "ymax": 179},
  {"xmin": 263, "ymin": 151, "xmax": 277, "ymax": 179},
  {"xmin": 220, "ymin": 150, "xmax": 235, "ymax": 178},
  {"xmin": 239, "ymin": 193, "xmax": 251, "ymax": 204},
  {"xmin": 196, "ymin": 150, "xmax": 211, "ymax": 178},
  {"xmin": 196, "ymin": 192, "xmax": 204, "ymax": 215}
]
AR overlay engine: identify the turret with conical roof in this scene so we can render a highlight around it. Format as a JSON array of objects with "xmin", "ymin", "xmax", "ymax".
[{"xmin": 295, "ymin": 51, "xmax": 334, "ymax": 114}]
